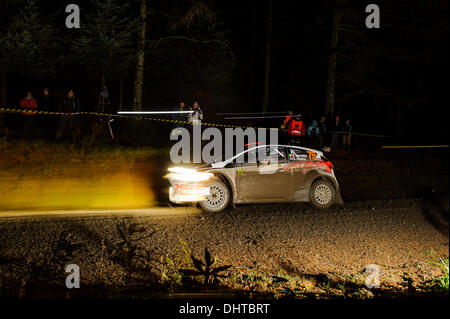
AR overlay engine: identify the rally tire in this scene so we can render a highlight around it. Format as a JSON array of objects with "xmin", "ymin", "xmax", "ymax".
[
  {"xmin": 309, "ymin": 179, "xmax": 335, "ymax": 209},
  {"xmin": 199, "ymin": 179, "xmax": 230, "ymax": 213}
]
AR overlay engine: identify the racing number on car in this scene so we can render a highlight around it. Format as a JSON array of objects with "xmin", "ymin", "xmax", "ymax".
[
  {"xmin": 236, "ymin": 168, "xmax": 244, "ymax": 176},
  {"xmin": 306, "ymin": 151, "xmax": 317, "ymax": 160}
]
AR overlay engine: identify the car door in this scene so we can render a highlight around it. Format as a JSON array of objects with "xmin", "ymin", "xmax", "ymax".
[
  {"xmin": 287, "ymin": 148, "xmax": 320, "ymax": 195},
  {"xmin": 235, "ymin": 146, "xmax": 293, "ymax": 200}
]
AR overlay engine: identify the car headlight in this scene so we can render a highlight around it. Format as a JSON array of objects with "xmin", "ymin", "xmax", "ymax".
[{"xmin": 167, "ymin": 167, "xmax": 213, "ymax": 182}]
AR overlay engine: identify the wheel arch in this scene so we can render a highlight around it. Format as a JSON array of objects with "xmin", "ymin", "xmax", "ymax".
[{"xmin": 212, "ymin": 172, "xmax": 234, "ymax": 204}]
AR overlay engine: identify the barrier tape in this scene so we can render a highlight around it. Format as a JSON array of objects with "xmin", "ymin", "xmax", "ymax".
[
  {"xmin": 0, "ymin": 107, "xmax": 393, "ymax": 138},
  {"xmin": 0, "ymin": 107, "xmax": 275, "ymax": 130}
]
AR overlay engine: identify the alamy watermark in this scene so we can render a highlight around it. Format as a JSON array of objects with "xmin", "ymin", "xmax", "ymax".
[
  {"xmin": 169, "ymin": 125, "xmax": 279, "ymax": 164},
  {"xmin": 65, "ymin": 264, "xmax": 80, "ymax": 289}
]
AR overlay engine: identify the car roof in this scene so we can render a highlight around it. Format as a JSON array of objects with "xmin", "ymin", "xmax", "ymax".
[{"xmin": 211, "ymin": 144, "xmax": 324, "ymax": 167}]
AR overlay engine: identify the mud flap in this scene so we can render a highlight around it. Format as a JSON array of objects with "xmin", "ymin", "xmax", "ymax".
[{"xmin": 335, "ymin": 191, "xmax": 344, "ymax": 206}]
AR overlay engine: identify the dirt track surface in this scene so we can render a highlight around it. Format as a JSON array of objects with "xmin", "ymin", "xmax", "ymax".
[{"xmin": 0, "ymin": 196, "xmax": 448, "ymax": 296}]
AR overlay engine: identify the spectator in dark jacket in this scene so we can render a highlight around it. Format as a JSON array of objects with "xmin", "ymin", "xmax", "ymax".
[
  {"xmin": 342, "ymin": 119, "xmax": 352, "ymax": 150},
  {"xmin": 307, "ymin": 120, "xmax": 320, "ymax": 148},
  {"xmin": 330, "ymin": 115, "xmax": 342, "ymax": 150},
  {"xmin": 318, "ymin": 116, "xmax": 327, "ymax": 149},
  {"xmin": 172, "ymin": 101, "xmax": 188, "ymax": 123},
  {"xmin": 38, "ymin": 88, "xmax": 55, "ymax": 138},
  {"xmin": 58, "ymin": 89, "xmax": 81, "ymax": 113},
  {"xmin": 39, "ymin": 88, "xmax": 54, "ymax": 112},
  {"xmin": 56, "ymin": 89, "xmax": 81, "ymax": 140}
]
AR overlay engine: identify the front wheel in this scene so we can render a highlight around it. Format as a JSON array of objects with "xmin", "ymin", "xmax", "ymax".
[
  {"xmin": 309, "ymin": 179, "xmax": 335, "ymax": 209},
  {"xmin": 199, "ymin": 179, "xmax": 230, "ymax": 213}
]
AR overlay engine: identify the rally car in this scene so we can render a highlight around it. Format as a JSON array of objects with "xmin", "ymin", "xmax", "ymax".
[{"xmin": 166, "ymin": 144, "xmax": 343, "ymax": 213}]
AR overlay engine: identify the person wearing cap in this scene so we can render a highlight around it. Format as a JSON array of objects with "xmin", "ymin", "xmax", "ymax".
[{"xmin": 286, "ymin": 113, "xmax": 306, "ymax": 146}]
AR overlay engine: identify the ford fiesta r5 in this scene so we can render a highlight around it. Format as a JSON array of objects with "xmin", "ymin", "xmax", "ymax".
[{"xmin": 165, "ymin": 145, "xmax": 343, "ymax": 213}]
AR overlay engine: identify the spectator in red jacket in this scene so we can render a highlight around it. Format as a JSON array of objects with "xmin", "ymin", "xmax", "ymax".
[
  {"xmin": 20, "ymin": 91, "xmax": 37, "ymax": 114},
  {"xmin": 20, "ymin": 91, "xmax": 38, "ymax": 135},
  {"xmin": 287, "ymin": 114, "xmax": 306, "ymax": 146}
]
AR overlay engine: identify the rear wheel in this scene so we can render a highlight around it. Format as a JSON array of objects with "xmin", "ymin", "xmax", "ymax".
[
  {"xmin": 199, "ymin": 179, "xmax": 230, "ymax": 213},
  {"xmin": 309, "ymin": 179, "xmax": 335, "ymax": 209}
]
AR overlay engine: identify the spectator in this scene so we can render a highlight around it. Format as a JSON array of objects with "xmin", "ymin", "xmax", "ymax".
[
  {"xmin": 318, "ymin": 116, "xmax": 327, "ymax": 149},
  {"xmin": 281, "ymin": 110, "xmax": 293, "ymax": 130},
  {"xmin": 188, "ymin": 101, "xmax": 203, "ymax": 125},
  {"xmin": 97, "ymin": 85, "xmax": 111, "ymax": 113},
  {"xmin": 56, "ymin": 89, "xmax": 81, "ymax": 140},
  {"xmin": 307, "ymin": 120, "xmax": 320, "ymax": 148},
  {"xmin": 20, "ymin": 91, "xmax": 38, "ymax": 113},
  {"xmin": 39, "ymin": 88, "xmax": 54, "ymax": 112},
  {"xmin": 286, "ymin": 114, "xmax": 306, "ymax": 146},
  {"xmin": 342, "ymin": 119, "xmax": 352, "ymax": 150},
  {"xmin": 330, "ymin": 115, "xmax": 342, "ymax": 150},
  {"xmin": 20, "ymin": 91, "xmax": 37, "ymax": 134},
  {"xmin": 173, "ymin": 101, "xmax": 188, "ymax": 124},
  {"xmin": 281, "ymin": 110, "xmax": 293, "ymax": 144},
  {"xmin": 170, "ymin": 101, "xmax": 189, "ymax": 139},
  {"xmin": 91, "ymin": 87, "xmax": 114, "ymax": 140},
  {"xmin": 38, "ymin": 88, "xmax": 55, "ymax": 138}
]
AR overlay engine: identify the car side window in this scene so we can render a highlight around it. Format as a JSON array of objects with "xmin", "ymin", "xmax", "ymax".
[
  {"xmin": 227, "ymin": 149, "xmax": 258, "ymax": 167},
  {"xmin": 259, "ymin": 147, "xmax": 287, "ymax": 164},
  {"xmin": 288, "ymin": 148, "xmax": 309, "ymax": 161}
]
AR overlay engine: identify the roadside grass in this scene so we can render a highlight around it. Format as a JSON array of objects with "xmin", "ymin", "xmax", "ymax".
[{"xmin": 429, "ymin": 258, "xmax": 449, "ymax": 293}]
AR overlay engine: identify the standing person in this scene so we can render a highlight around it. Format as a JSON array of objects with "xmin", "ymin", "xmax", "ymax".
[
  {"xmin": 100, "ymin": 85, "xmax": 111, "ymax": 113},
  {"xmin": 286, "ymin": 114, "xmax": 306, "ymax": 146},
  {"xmin": 188, "ymin": 101, "xmax": 203, "ymax": 125},
  {"xmin": 281, "ymin": 110, "xmax": 293, "ymax": 144},
  {"xmin": 330, "ymin": 115, "xmax": 342, "ymax": 150},
  {"xmin": 56, "ymin": 89, "xmax": 81, "ymax": 140},
  {"xmin": 20, "ymin": 91, "xmax": 38, "ymax": 135},
  {"xmin": 39, "ymin": 88, "xmax": 53, "ymax": 111},
  {"xmin": 173, "ymin": 101, "xmax": 188, "ymax": 125},
  {"xmin": 342, "ymin": 119, "xmax": 352, "ymax": 150},
  {"xmin": 318, "ymin": 116, "xmax": 327, "ymax": 150},
  {"xmin": 39, "ymin": 88, "xmax": 54, "ymax": 112},
  {"xmin": 39, "ymin": 88, "xmax": 54, "ymax": 138},
  {"xmin": 170, "ymin": 101, "xmax": 189, "ymax": 139},
  {"xmin": 307, "ymin": 120, "xmax": 320, "ymax": 148}
]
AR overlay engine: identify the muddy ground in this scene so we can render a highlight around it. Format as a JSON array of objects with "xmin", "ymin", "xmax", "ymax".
[{"xmin": 0, "ymin": 138, "xmax": 448, "ymax": 299}]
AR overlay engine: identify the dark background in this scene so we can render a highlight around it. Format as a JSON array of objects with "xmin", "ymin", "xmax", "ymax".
[{"xmin": 0, "ymin": 0, "xmax": 448, "ymax": 142}]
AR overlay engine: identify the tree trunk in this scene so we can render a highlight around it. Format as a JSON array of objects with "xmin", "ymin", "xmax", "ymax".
[
  {"xmin": 248, "ymin": 0, "xmax": 256, "ymax": 110},
  {"xmin": 0, "ymin": 68, "xmax": 6, "ymax": 106},
  {"xmin": 133, "ymin": 0, "xmax": 147, "ymax": 111},
  {"xmin": 119, "ymin": 76, "xmax": 124, "ymax": 111},
  {"xmin": 325, "ymin": 0, "xmax": 343, "ymax": 116},
  {"xmin": 262, "ymin": 0, "xmax": 272, "ymax": 114}
]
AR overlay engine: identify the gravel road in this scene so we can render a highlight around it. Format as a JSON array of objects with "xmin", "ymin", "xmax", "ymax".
[{"xmin": 0, "ymin": 196, "xmax": 448, "ymax": 297}]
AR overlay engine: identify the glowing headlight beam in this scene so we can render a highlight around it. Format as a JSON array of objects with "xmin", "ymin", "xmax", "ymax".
[
  {"xmin": 166, "ymin": 167, "xmax": 213, "ymax": 182},
  {"xmin": 118, "ymin": 111, "xmax": 194, "ymax": 115}
]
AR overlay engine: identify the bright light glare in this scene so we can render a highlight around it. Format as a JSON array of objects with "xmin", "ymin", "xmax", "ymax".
[
  {"xmin": 167, "ymin": 167, "xmax": 213, "ymax": 182},
  {"xmin": 118, "ymin": 111, "xmax": 193, "ymax": 114}
]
